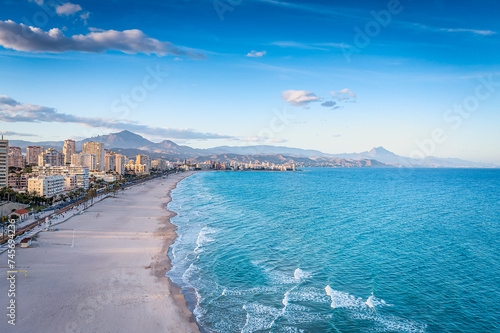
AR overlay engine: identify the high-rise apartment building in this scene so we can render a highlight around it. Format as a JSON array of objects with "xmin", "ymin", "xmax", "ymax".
[
  {"xmin": 115, "ymin": 154, "xmax": 125, "ymax": 175},
  {"xmin": 104, "ymin": 151, "xmax": 116, "ymax": 172},
  {"xmin": 26, "ymin": 146, "xmax": 43, "ymax": 165},
  {"xmin": 38, "ymin": 148, "xmax": 64, "ymax": 166},
  {"xmin": 8, "ymin": 146, "xmax": 24, "ymax": 169},
  {"xmin": 63, "ymin": 139, "xmax": 76, "ymax": 165},
  {"xmin": 0, "ymin": 138, "xmax": 8, "ymax": 188},
  {"xmin": 71, "ymin": 153, "xmax": 96, "ymax": 171},
  {"xmin": 82, "ymin": 142, "xmax": 105, "ymax": 171}
]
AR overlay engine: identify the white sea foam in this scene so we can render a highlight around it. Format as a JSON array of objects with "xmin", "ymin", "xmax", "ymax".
[
  {"xmin": 366, "ymin": 293, "xmax": 376, "ymax": 309},
  {"xmin": 282, "ymin": 290, "xmax": 291, "ymax": 307},
  {"xmin": 193, "ymin": 226, "xmax": 217, "ymax": 255},
  {"xmin": 294, "ymin": 268, "xmax": 312, "ymax": 282},
  {"xmin": 351, "ymin": 312, "xmax": 427, "ymax": 333},
  {"xmin": 240, "ymin": 302, "xmax": 280, "ymax": 333},
  {"xmin": 325, "ymin": 285, "xmax": 364, "ymax": 309}
]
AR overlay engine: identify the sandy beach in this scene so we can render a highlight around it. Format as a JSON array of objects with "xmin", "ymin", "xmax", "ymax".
[{"xmin": 0, "ymin": 171, "xmax": 200, "ymax": 333}]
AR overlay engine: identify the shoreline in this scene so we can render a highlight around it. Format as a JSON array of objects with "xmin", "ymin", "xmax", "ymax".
[
  {"xmin": 156, "ymin": 171, "xmax": 201, "ymax": 330},
  {"xmin": 0, "ymin": 171, "xmax": 200, "ymax": 332}
]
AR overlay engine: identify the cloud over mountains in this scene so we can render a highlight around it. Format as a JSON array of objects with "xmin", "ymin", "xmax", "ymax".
[{"xmin": 0, "ymin": 95, "xmax": 230, "ymax": 140}]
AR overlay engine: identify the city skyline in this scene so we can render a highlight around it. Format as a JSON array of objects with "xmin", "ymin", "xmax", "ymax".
[{"xmin": 1, "ymin": 0, "xmax": 499, "ymax": 164}]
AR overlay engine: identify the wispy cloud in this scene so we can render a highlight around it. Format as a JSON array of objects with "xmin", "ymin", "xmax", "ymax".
[
  {"xmin": 409, "ymin": 22, "xmax": 497, "ymax": 36},
  {"xmin": 246, "ymin": 50, "xmax": 267, "ymax": 57},
  {"xmin": 0, "ymin": 20, "xmax": 205, "ymax": 58},
  {"xmin": 0, "ymin": 130, "xmax": 37, "ymax": 137},
  {"xmin": 321, "ymin": 88, "xmax": 357, "ymax": 110},
  {"xmin": 0, "ymin": 95, "xmax": 231, "ymax": 140},
  {"xmin": 282, "ymin": 90, "xmax": 321, "ymax": 107},
  {"xmin": 56, "ymin": 2, "xmax": 82, "ymax": 16},
  {"xmin": 254, "ymin": 0, "xmax": 367, "ymax": 21},
  {"xmin": 270, "ymin": 41, "xmax": 351, "ymax": 50},
  {"xmin": 439, "ymin": 28, "xmax": 496, "ymax": 36},
  {"xmin": 79, "ymin": 11, "xmax": 90, "ymax": 25}
]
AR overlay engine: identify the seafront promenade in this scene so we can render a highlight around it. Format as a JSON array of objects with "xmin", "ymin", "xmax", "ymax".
[{"xmin": 0, "ymin": 172, "xmax": 199, "ymax": 332}]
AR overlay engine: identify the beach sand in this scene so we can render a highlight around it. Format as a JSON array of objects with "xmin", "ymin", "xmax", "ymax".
[{"xmin": 0, "ymin": 171, "xmax": 200, "ymax": 333}]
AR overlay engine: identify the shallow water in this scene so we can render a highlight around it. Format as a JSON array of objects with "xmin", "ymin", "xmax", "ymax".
[{"xmin": 167, "ymin": 168, "xmax": 500, "ymax": 332}]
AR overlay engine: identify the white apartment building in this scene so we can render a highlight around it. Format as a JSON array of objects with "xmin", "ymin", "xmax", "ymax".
[
  {"xmin": 28, "ymin": 175, "xmax": 64, "ymax": 197},
  {"xmin": 115, "ymin": 154, "xmax": 125, "ymax": 175},
  {"xmin": 33, "ymin": 165, "xmax": 90, "ymax": 189}
]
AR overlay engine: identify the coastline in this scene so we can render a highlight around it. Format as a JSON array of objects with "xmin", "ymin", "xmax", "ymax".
[{"xmin": 0, "ymin": 172, "xmax": 199, "ymax": 332}]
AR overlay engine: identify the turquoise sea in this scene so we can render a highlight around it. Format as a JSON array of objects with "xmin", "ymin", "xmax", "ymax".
[{"xmin": 167, "ymin": 168, "xmax": 500, "ymax": 333}]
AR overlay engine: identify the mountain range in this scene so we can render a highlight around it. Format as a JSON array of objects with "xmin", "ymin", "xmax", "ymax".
[{"xmin": 9, "ymin": 130, "xmax": 497, "ymax": 168}]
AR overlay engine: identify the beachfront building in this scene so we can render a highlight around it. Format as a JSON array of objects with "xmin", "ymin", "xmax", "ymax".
[
  {"xmin": 90, "ymin": 171, "xmax": 117, "ymax": 183},
  {"xmin": 8, "ymin": 146, "xmax": 24, "ymax": 169},
  {"xmin": 71, "ymin": 153, "xmax": 97, "ymax": 171},
  {"xmin": 0, "ymin": 138, "xmax": 8, "ymax": 187},
  {"xmin": 28, "ymin": 175, "xmax": 65, "ymax": 197},
  {"xmin": 151, "ymin": 159, "xmax": 171, "ymax": 171},
  {"xmin": 38, "ymin": 148, "xmax": 64, "ymax": 167},
  {"xmin": 33, "ymin": 165, "xmax": 90, "ymax": 189},
  {"xmin": 82, "ymin": 141, "xmax": 105, "ymax": 171},
  {"xmin": 26, "ymin": 146, "xmax": 43, "ymax": 165},
  {"xmin": 63, "ymin": 139, "xmax": 76, "ymax": 165},
  {"xmin": 124, "ymin": 162, "xmax": 150, "ymax": 175},
  {"xmin": 64, "ymin": 174, "xmax": 77, "ymax": 191},
  {"xmin": 115, "ymin": 154, "xmax": 125, "ymax": 175}
]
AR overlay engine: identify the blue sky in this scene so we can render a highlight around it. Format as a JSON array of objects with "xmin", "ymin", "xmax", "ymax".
[{"xmin": 0, "ymin": 0, "xmax": 499, "ymax": 163}]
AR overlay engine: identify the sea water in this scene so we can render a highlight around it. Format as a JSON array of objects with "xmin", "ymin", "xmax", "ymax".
[{"xmin": 167, "ymin": 168, "xmax": 500, "ymax": 332}]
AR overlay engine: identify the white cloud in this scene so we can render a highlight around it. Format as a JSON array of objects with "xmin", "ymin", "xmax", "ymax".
[
  {"xmin": 0, "ymin": 20, "xmax": 205, "ymax": 58},
  {"xmin": 439, "ymin": 28, "xmax": 496, "ymax": 36},
  {"xmin": 56, "ymin": 2, "xmax": 82, "ymax": 16},
  {"xmin": 246, "ymin": 50, "xmax": 267, "ymax": 57},
  {"xmin": 0, "ymin": 95, "xmax": 229, "ymax": 140},
  {"xmin": 281, "ymin": 90, "xmax": 321, "ymax": 107},
  {"xmin": 332, "ymin": 88, "xmax": 356, "ymax": 98}
]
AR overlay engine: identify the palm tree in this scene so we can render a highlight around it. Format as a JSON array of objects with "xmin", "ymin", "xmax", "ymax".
[{"xmin": 88, "ymin": 189, "xmax": 97, "ymax": 205}]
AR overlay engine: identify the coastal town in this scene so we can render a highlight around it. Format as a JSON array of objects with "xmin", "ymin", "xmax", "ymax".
[{"xmin": 0, "ymin": 135, "xmax": 296, "ymax": 230}]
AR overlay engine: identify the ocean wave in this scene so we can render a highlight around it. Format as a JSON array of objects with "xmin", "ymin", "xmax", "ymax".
[{"xmin": 294, "ymin": 268, "xmax": 312, "ymax": 282}]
